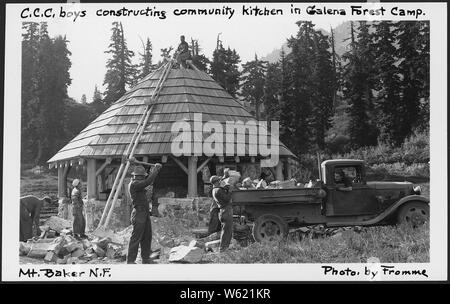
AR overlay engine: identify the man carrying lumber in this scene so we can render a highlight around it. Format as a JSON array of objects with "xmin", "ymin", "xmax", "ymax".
[
  {"xmin": 127, "ymin": 160, "xmax": 162, "ymax": 264},
  {"xmin": 71, "ymin": 179, "xmax": 87, "ymax": 239},
  {"xmin": 210, "ymin": 175, "xmax": 233, "ymax": 252},
  {"xmin": 20, "ymin": 195, "xmax": 52, "ymax": 241}
]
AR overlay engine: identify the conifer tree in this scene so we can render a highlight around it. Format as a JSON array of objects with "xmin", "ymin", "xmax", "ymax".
[{"xmin": 240, "ymin": 54, "xmax": 268, "ymax": 120}]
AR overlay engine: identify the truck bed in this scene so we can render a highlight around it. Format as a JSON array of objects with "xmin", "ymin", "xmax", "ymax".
[{"xmin": 232, "ymin": 187, "xmax": 323, "ymax": 205}]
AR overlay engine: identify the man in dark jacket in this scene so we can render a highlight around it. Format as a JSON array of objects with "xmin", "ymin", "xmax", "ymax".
[
  {"xmin": 210, "ymin": 175, "xmax": 233, "ymax": 251},
  {"xmin": 176, "ymin": 35, "xmax": 191, "ymax": 68},
  {"xmin": 127, "ymin": 162, "xmax": 162, "ymax": 264},
  {"xmin": 20, "ymin": 195, "xmax": 51, "ymax": 241}
]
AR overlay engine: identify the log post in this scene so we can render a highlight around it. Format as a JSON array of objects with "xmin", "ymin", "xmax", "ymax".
[
  {"xmin": 86, "ymin": 159, "xmax": 97, "ymax": 199},
  {"xmin": 275, "ymin": 160, "xmax": 283, "ymax": 181},
  {"xmin": 286, "ymin": 158, "xmax": 292, "ymax": 180},
  {"xmin": 57, "ymin": 164, "xmax": 67, "ymax": 198},
  {"xmin": 187, "ymin": 156, "xmax": 198, "ymax": 197}
]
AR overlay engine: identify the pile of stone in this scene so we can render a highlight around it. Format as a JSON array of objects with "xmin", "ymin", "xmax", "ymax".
[
  {"xmin": 289, "ymin": 225, "xmax": 364, "ymax": 240},
  {"xmin": 19, "ymin": 216, "xmax": 129, "ymax": 264}
]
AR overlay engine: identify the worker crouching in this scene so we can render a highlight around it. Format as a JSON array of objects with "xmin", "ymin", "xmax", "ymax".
[
  {"xmin": 127, "ymin": 162, "xmax": 162, "ymax": 264},
  {"xmin": 210, "ymin": 175, "xmax": 233, "ymax": 252}
]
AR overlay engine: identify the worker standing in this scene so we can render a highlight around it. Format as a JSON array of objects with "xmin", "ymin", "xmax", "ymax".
[
  {"xmin": 19, "ymin": 195, "xmax": 52, "ymax": 241},
  {"xmin": 207, "ymin": 176, "xmax": 221, "ymax": 236},
  {"xmin": 210, "ymin": 175, "xmax": 233, "ymax": 252},
  {"xmin": 71, "ymin": 179, "xmax": 86, "ymax": 239},
  {"xmin": 127, "ymin": 161, "xmax": 162, "ymax": 264}
]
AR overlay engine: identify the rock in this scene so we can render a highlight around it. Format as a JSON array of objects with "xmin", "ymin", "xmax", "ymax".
[
  {"xmin": 71, "ymin": 248, "xmax": 85, "ymax": 258},
  {"xmin": 56, "ymin": 254, "xmax": 70, "ymax": 264},
  {"xmin": 205, "ymin": 240, "xmax": 221, "ymax": 250},
  {"xmin": 331, "ymin": 232, "xmax": 343, "ymax": 239},
  {"xmin": 60, "ymin": 229, "xmax": 72, "ymax": 236},
  {"xmin": 44, "ymin": 216, "xmax": 72, "ymax": 233},
  {"xmin": 169, "ymin": 245, "xmax": 203, "ymax": 263},
  {"xmin": 67, "ymin": 257, "xmax": 79, "ymax": 264},
  {"xmin": 93, "ymin": 244, "xmax": 106, "ymax": 257},
  {"xmin": 47, "ymin": 237, "xmax": 67, "ymax": 255},
  {"xmin": 106, "ymin": 243, "xmax": 123, "ymax": 259},
  {"xmin": 44, "ymin": 251, "xmax": 58, "ymax": 263},
  {"xmin": 189, "ymin": 240, "xmax": 205, "ymax": 249},
  {"xmin": 27, "ymin": 242, "xmax": 51, "ymax": 259},
  {"xmin": 81, "ymin": 239, "xmax": 92, "ymax": 250},
  {"xmin": 63, "ymin": 242, "xmax": 84, "ymax": 253},
  {"xmin": 19, "ymin": 242, "xmax": 31, "ymax": 256},
  {"xmin": 46, "ymin": 230, "xmax": 56, "ymax": 238},
  {"xmin": 96, "ymin": 237, "xmax": 112, "ymax": 250},
  {"xmin": 159, "ymin": 236, "xmax": 175, "ymax": 248},
  {"xmin": 83, "ymin": 252, "xmax": 98, "ymax": 260},
  {"xmin": 200, "ymin": 232, "xmax": 220, "ymax": 243},
  {"xmin": 85, "ymin": 247, "xmax": 94, "ymax": 254}
]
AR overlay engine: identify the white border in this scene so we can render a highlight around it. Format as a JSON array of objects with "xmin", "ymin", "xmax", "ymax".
[{"xmin": 2, "ymin": 2, "xmax": 447, "ymax": 281}]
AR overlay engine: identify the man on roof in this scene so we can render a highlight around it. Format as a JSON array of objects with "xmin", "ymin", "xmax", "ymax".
[
  {"xmin": 127, "ymin": 159, "xmax": 162, "ymax": 264},
  {"xmin": 176, "ymin": 35, "xmax": 191, "ymax": 68}
]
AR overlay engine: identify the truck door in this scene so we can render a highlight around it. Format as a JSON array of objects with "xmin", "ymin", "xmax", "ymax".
[{"xmin": 325, "ymin": 165, "xmax": 379, "ymax": 216}]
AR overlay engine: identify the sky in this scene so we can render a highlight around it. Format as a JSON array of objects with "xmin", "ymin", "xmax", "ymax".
[{"xmin": 42, "ymin": 3, "xmax": 347, "ymax": 102}]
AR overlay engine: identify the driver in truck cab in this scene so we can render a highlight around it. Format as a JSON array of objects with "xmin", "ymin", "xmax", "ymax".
[{"xmin": 335, "ymin": 169, "xmax": 353, "ymax": 192}]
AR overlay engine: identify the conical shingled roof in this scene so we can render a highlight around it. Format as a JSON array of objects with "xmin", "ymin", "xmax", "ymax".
[{"xmin": 48, "ymin": 67, "xmax": 295, "ymax": 163}]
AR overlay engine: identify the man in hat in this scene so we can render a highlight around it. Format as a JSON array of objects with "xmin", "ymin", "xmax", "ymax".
[
  {"xmin": 176, "ymin": 35, "xmax": 191, "ymax": 68},
  {"xmin": 71, "ymin": 179, "xmax": 86, "ymax": 239},
  {"xmin": 127, "ymin": 161, "xmax": 162, "ymax": 264},
  {"xmin": 210, "ymin": 175, "xmax": 233, "ymax": 252},
  {"xmin": 19, "ymin": 195, "xmax": 52, "ymax": 241}
]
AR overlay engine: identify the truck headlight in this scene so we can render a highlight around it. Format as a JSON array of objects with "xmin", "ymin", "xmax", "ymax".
[{"xmin": 413, "ymin": 186, "xmax": 421, "ymax": 195}]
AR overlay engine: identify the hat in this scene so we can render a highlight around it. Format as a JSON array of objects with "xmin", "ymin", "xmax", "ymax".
[
  {"xmin": 132, "ymin": 165, "xmax": 147, "ymax": 176},
  {"xmin": 72, "ymin": 179, "xmax": 80, "ymax": 187},
  {"xmin": 209, "ymin": 175, "xmax": 221, "ymax": 184}
]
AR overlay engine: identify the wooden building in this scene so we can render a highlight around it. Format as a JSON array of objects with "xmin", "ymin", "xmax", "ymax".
[{"xmin": 48, "ymin": 66, "xmax": 296, "ymax": 202}]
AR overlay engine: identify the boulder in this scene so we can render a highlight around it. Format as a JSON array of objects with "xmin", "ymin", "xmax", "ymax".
[
  {"xmin": 93, "ymin": 244, "xmax": 106, "ymax": 257},
  {"xmin": 159, "ymin": 236, "xmax": 175, "ymax": 248},
  {"xmin": 189, "ymin": 240, "xmax": 205, "ymax": 249},
  {"xmin": 44, "ymin": 216, "xmax": 72, "ymax": 233},
  {"xmin": 106, "ymin": 243, "xmax": 123, "ymax": 259},
  {"xmin": 71, "ymin": 248, "xmax": 85, "ymax": 258},
  {"xmin": 56, "ymin": 254, "xmax": 70, "ymax": 264},
  {"xmin": 169, "ymin": 245, "xmax": 203, "ymax": 263},
  {"xmin": 44, "ymin": 251, "xmax": 58, "ymax": 263},
  {"xmin": 81, "ymin": 239, "xmax": 92, "ymax": 250},
  {"xmin": 66, "ymin": 257, "xmax": 79, "ymax": 264},
  {"xmin": 27, "ymin": 242, "xmax": 51, "ymax": 259},
  {"xmin": 60, "ymin": 229, "xmax": 72, "ymax": 236},
  {"xmin": 19, "ymin": 242, "xmax": 31, "ymax": 256},
  {"xmin": 63, "ymin": 242, "xmax": 84, "ymax": 253}
]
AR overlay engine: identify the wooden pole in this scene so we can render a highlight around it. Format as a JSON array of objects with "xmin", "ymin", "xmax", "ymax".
[
  {"xmin": 275, "ymin": 161, "xmax": 283, "ymax": 181},
  {"xmin": 187, "ymin": 156, "xmax": 198, "ymax": 197},
  {"xmin": 57, "ymin": 165, "xmax": 66, "ymax": 198},
  {"xmin": 86, "ymin": 159, "xmax": 97, "ymax": 199},
  {"xmin": 286, "ymin": 158, "xmax": 292, "ymax": 180}
]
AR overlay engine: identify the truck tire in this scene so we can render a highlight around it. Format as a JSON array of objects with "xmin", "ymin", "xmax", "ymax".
[
  {"xmin": 252, "ymin": 214, "xmax": 288, "ymax": 242},
  {"xmin": 396, "ymin": 201, "xmax": 429, "ymax": 228}
]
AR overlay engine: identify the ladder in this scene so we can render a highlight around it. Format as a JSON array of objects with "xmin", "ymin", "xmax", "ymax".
[{"xmin": 96, "ymin": 59, "xmax": 174, "ymax": 231}]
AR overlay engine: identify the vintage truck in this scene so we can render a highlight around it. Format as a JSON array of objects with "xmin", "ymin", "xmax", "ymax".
[{"xmin": 231, "ymin": 159, "xmax": 429, "ymax": 242}]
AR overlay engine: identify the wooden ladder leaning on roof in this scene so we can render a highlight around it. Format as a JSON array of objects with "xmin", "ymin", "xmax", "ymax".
[{"xmin": 95, "ymin": 59, "xmax": 175, "ymax": 232}]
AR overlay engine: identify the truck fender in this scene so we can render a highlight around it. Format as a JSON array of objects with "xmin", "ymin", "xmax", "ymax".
[{"xmin": 368, "ymin": 195, "xmax": 429, "ymax": 225}]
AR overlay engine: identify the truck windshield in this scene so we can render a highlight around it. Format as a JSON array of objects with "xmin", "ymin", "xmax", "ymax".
[{"xmin": 334, "ymin": 166, "xmax": 362, "ymax": 185}]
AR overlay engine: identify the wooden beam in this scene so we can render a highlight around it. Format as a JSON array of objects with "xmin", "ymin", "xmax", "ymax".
[
  {"xmin": 86, "ymin": 159, "xmax": 97, "ymax": 199},
  {"xmin": 250, "ymin": 157, "xmax": 255, "ymax": 163},
  {"xmin": 143, "ymin": 156, "xmax": 148, "ymax": 163},
  {"xmin": 218, "ymin": 156, "xmax": 224, "ymax": 163},
  {"xmin": 171, "ymin": 156, "xmax": 188, "ymax": 174},
  {"xmin": 197, "ymin": 158, "xmax": 211, "ymax": 173},
  {"xmin": 235, "ymin": 156, "xmax": 240, "ymax": 163},
  {"xmin": 187, "ymin": 156, "xmax": 198, "ymax": 197},
  {"xmin": 275, "ymin": 161, "xmax": 283, "ymax": 181},
  {"xmin": 161, "ymin": 155, "xmax": 168, "ymax": 163},
  {"xmin": 286, "ymin": 158, "xmax": 292, "ymax": 180},
  {"xmin": 57, "ymin": 166, "xmax": 67, "ymax": 198},
  {"xmin": 95, "ymin": 158, "xmax": 112, "ymax": 177}
]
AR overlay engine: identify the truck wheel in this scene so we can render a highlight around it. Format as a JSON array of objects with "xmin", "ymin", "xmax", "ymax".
[
  {"xmin": 252, "ymin": 214, "xmax": 288, "ymax": 242},
  {"xmin": 396, "ymin": 201, "xmax": 429, "ymax": 228}
]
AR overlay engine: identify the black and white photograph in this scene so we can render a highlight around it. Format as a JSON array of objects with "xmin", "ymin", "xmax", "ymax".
[{"xmin": 2, "ymin": 1, "xmax": 447, "ymax": 283}]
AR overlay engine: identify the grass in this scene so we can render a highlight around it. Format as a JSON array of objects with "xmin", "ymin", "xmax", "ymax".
[{"xmin": 205, "ymin": 223, "xmax": 429, "ymax": 264}]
